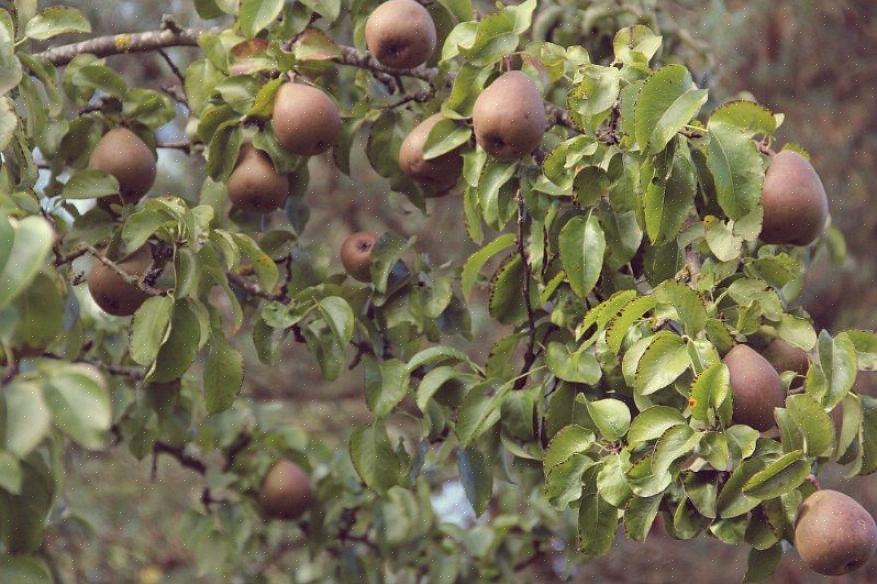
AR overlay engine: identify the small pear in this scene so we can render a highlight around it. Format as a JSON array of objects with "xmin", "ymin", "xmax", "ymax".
[
  {"xmin": 259, "ymin": 459, "xmax": 314, "ymax": 520},
  {"xmin": 365, "ymin": 0, "xmax": 436, "ymax": 69},
  {"xmin": 399, "ymin": 114, "xmax": 463, "ymax": 193},
  {"xmin": 723, "ymin": 344, "xmax": 785, "ymax": 431},
  {"xmin": 763, "ymin": 338, "xmax": 810, "ymax": 376},
  {"xmin": 226, "ymin": 145, "xmax": 290, "ymax": 213},
  {"xmin": 341, "ymin": 232, "xmax": 378, "ymax": 282},
  {"xmin": 795, "ymin": 490, "xmax": 877, "ymax": 575},
  {"xmin": 761, "ymin": 150, "xmax": 829, "ymax": 246},
  {"xmin": 87, "ymin": 246, "xmax": 153, "ymax": 316},
  {"xmin": 89, "ymin": 127, "xmax": 157, "ymax": 208},
  {"xmin": 272, "ymin": 83, "xmax": 341, "ymax": 156},
  {"xmin": 473, "ymin": 71, "xmax": 546, "ymax": 161}
]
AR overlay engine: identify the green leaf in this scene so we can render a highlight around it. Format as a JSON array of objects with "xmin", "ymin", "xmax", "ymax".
[
  {"xmin": 299, "ymin": 0, "xmax": 341, "ymax": 22},
  {"xmin": 628, "ymin": 406, "xmax": 686, "ymax": 446},
  {"xmin": 706, "ymin": 121, "xmax": 764, "ymax": 220},
  {"xmin": 742, "ymin": 450, "xmax": 809, "ymax": 500},
  {"xmin": 689, "ymin": 362, "xmax": 730, "ymax": 423},
  {"xmin": 349, "ymin": 420, "xmax": 401, "ymax": 495},
  {"xmin": 25, "ymin": 6, "xmax": 90, "ymax": 40},
  {"xmin": 624, "ymin": 494, "xmax": 663, "ymax": 542},
  {"xmin": 152, "ymin": 300, "xmax": 202, "ymax": 383},
  {"xmin": 2, "ymin": 382, "xmax": 50, "ymax": 457},
  {"xmin": 0, "ymin": 555, "xmax": 52, "ymax": 584},
  {"xmin": 238, "ymin": 0, "xmax": 284, "ymax": 38},
  {"xmin": 655, "ymin": 280, "xmax": 706, "ymax": 336},
  {"xmin": 743, "ymin": 544, "xmax": 783, "ymax": 582},
  {"xmin": 0, "ymin": 97, "xmax": 16, "ymax": 151},
  {"xmin": 364, "ymin": 357, "xmax": 410, "ymax": 418},
  {"xmin": 547, "ymin": 342, "xmax": 601, "ymax": 384},
  {"xmin": 785, "ymin": 394, "xmax": 834, "ymax": 457},
  {"xmin": 578, "ymin": 484, "xmax": 619, "ymax": 557},
  {"xmin": 488, "ymin": 254, "xmax": 530, "ymax": 325},
  {"xmin": 0, "ymin": 216, "xmax": 53, "ymax": 308},
  {"xmin": 416, "ymin": 366, "xmax": 468, "ymax": 411},
  {"xmin": 407, "ymin": 346, "xmax": 471, "ymax": 372},
  {"xmin": 203, "ymin": 334, "xmax": 244, "ymax": 414},
  {"xmin": 62, "ymin": 168, "xmax": 120, "ymax": 200},
  {"xmin": 456, "ymin": 382, "xmax": 509, "ymax": 446},
  {"xmin": 317, "ymin": 296, "xmax": 354, "ymax": 347},
  {"xmin": 233, "ymin": 233, "xmax": 279, "ymax": 292},
  {"xmin": 544, "ymin": 425, "xmax": 596, "ymax": 472},
  {"xmin": 0, "ymin": 451, "xmax": 21, "ymax": 494},
  {"xmin": 371, "ymin": 232, "xmax": 412, "ymax": 294},
  {"xmin": 643, "ymin": 141, "xmax": 696, "ymax": 244},
  {"xmin": 586, "ymin": 398, "xmax": 631, "ymax": 441},
  {"xmin": 423, "ymin": 118, "xmax": 471, "ymax": 160},
  {"xmin": 635, "ymin": 332, "xmax": 690, "ymax": 395},
  {"xmin": 559, "ymin": 214, "xmax": 606, "ymax": 299},
  {"xmin": 129, "ymin": 296, "xmax": 174, "ymax": 367},
  {"xmin": 206, "ymin": 119, "xmax": 243, "ymax": 182},
  {"xmin": 458, "ymin": 446, "xmax": 492, "ymax": 516},
  {"xmin": 817, "ymin": 331, "xmax": 858, "ymax": 408},
  {"xmin": 43, "ymin": 364, "xmax": 110, "ymax": 450},
  {"xmin": 613, "ymin": 25, "xmax": 662, "ymax": 65},
  {"xmin": 605, "ymin": 295, "xmax": 656, "ymax": 354},
  {"xmin": 710, "ymin": 100, "xmax": 776, "ymax": 137},
  {"xmin": 635, "ymin": 65, "xmax": 707, "ymax": 154},
  {"xmin": 461, "ymin": 233, "xmax": 515, "ymax": 300}
]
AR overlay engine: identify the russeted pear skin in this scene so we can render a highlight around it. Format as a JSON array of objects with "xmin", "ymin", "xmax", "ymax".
[
  {"xmin": 87, "ymin": 246, "xmax": 153, "ymax": 316},
  {"xmin": 227, "ymin": 145, "xmax": 289, "ymax": 213},
  {"xmin": 763, "ymin": 338, "xmax": 810, "ymax": 376},
  {"xmin": 259, "ymin": 460, "xmax": 314, "ymax": 520},
  {"xmin": 399, "ymin": 114, "xmax": 463, "ymax": 192},
  {"xmin": 760, "ymin": 150, "xmax": 829, "ymax": 246},
  {"xmin": 723, "ymin": 344, "xmax": 785, "ymax": 431},
  {"xmin": 89, "ymin": 127, "xmax": 157, "ymax": 205},
  {"xmin": 272, "ymin": 83, "xmax": 341, "ymax": 156},
  {"xmin": 473, "ymin": 71, "xmax": 546, "ymax": 161},
  {"xmin": 795, "ymin": 490, "xmax": 877, "ymax": 575},
  {"xmin": 365, "ymin": 0, "xmax": 436, "ymax": 69},
  {"xmin": 341, "ymin": 232, "xmax": 378, "ymax": 283}
]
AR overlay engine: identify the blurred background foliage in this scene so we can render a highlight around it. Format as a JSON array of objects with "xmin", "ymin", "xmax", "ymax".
[{"xmin": 38, "ymin": 0, "xmax": 877, "ymax": 582}]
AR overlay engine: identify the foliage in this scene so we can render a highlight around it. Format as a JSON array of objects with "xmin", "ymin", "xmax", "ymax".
[{"xmin": 0, "ymin": 0, "xmax": 874, "ymax": 582}]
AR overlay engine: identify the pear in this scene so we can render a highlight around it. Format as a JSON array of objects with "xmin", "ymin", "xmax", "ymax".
[
  {"xmin": 473, "ymin": 71, "xmax": 546, "ymax": 161},
  {"xmin": 365, "ymin": 0, "xmax": 436, "ymax": 69},
  {"xmin": 87, "ymin": 246, "xmax": 153, "ymax": 316},
  {"xmin": 761, "ymin": 150, "xmax": 829, "ymax": 246},
  {"xmin": 227, "ymin": 145, "xmax": 290, "ymax": 213},
  {"xmin": 723, "ymin": 344, "xmax": 785, "ymax": 431},
  {"xmin": 272, "ymin": 82, "xmax": 341, "ymax": 156},
  {"xmin": 795, "ymin": 489, "xmax": 877, "ymax": 575},
  {"xmin": 259, "ymin": 459, "xmax": 314, "ymax": 520},
  {"xmin": 341, "ymin": 232, "xmax": 378, "ymax": 282},
  {"xmin": 763, "ymin": 338, "xmax": 810, "ymax": 376},
  {"xmin": 89, "ymin": 127, "xmax": 157, "ymax": 207},
  {"xmin": 399, "ymin": 114, "xmax": 463, "ymax": 192}
]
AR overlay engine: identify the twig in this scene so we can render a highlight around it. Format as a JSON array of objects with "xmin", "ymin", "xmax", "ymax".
[
  {"xmin": 515, "ymin": 190, "xmax": 538, "ymax": 390},
  {"xmin": 41, "ymin": 352, "xmax": 145, "ymax": 380},
  {"xmin": 153, "ymin": 441, "xmax": 208, "ymax": 475},
  {"xmin": 81, "ymin": 243, "xmax": 165, "ymax": 296},
  {"xmin": 156, "ymin": 48, "xmax": 186, "ymax": 86},
  {"xmin": 227, "ymin": 271, "xmax": 284, "ymax": 302}
]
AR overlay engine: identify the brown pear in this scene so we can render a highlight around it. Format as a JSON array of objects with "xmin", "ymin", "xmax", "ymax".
[
  {"xmin": 760, "ymin": 150, "xmax": 829, "ymax": 246},
  {"xmin": 365, "ymin": 0, "xmax": 436, "ymax": 69},
  {"xmin": 272, "ymin": 83, "xmax": 341, "ymax": 156},
  {"xmin": 341, "ymin": 232, "xmax": 378, "ymax": 283},
  {"xmin": 227, "ymin": 145, "xmax": 289, "ymax": 213},
  {"xmin": 763, "ymin": 338, "xmax": 810, "ymax": 376},
  {"xmin": 399, "ymin": 114, "xmax": 463, "ymax": 193},
  {"xmin": 723, "ymin": 344, "xmax": 785, "ymax": 431},
  {"xmin": 89, "ymin": 127, "xmax": 157, "ymax": 207},
  {"xmin": 795, "ymin": 489, "xmax": 877, "ymax": 575},
  {"xmin": 259, "ymin": 459, "xmax": 314, "ymax": 520},
  {"xmin": 87, "ymin": 246, "xmax": 153, "ymax": 316},
  {"xmin": 473, "ymin": 71, "xmax": 546, "ymax": 161}
]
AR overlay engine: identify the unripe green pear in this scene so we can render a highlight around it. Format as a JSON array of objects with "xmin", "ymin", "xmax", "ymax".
[
  {"xmin": 760, "ymin": 150, "xmax": 829, "ymax": 246},
  {"xmin": 473, "ymin": 71, "xmax": 546, "ymax": 161},
  {"xmin": 795, "ymin": 490, "xmax": 877, "ymax": 575},
  {"xmin": 723, "ymin": 344, "xmax": 785, "ymax": 431},
  {"xmin": 272, "ymin": 83, "xmax": 341, "ymax": 156},
  {"xmin": 87, "ymin": 246, "xmax": 153, "ymax": 317},
  {"xmin": 399, "ymin": 114, "xmax": 463, "ymax": 193},
  {"xmin": 226, "ymin": 145, "xmax": 289, "ymax": 213},
  {"xmin": 365, "ymin": 0, "xmax": 436, "ymax": 69},
  {"xmin": 89, "ymin": 127, "xmax": 156, "ymax": 207},
  {"xmin": 341, "ymin": 232, "xmax": 378, "ymax": 282},
  {"xmin": 259, "ymin": 459, "xmax": 314, "ymax": 520}
]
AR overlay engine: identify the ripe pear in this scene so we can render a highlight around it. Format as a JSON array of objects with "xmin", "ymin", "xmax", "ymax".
[
  {"xmin": 723, "ymin": 344, "xmax": 785, "ymax": 431},
  {"xmin": 89, "ymin": 127, "xmax": 157, "ymax": 207},
  {"xmin": 473, "ymin": 71, "xmax": 546, "ymax": 161},
  {"xmin": 795, "ymin": 489, "xmax": 877, "ymax": 575},
  {"xmin": 259, "ymin": 459, "xmax": 314, "ymax": 520},
  {"xmin": 760, "ymin": 150, "xmax": 829, "ymax": 246},
  {"xmin": 399, "ymin": 114, "xmax": 463, "ymax": 192},
  {"xmin": 226, "ymin": 145, "xmax": 289, "ymax": 213},
  {"xmin": 365, "ymin": 0, "xmax": 436, "ymax": 69},
  {"xmin": 341, "ymin": 232, "xmax": 378, "ymax": 282},
  {"xmin": 272, "ymin": 83, "xmax": 341, "ymax": 156},
  {"xmin": 87, "ymin": 246, "xmax": 153, "ymax": 316},
  {"xmin": 763, "ymin": 338, "xmax": 810, "ymax": 376}
]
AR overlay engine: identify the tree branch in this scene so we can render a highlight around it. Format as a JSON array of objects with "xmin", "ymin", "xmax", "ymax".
[
  {"xmin": 515, "ymin": 190, "xmax": 538, "ymax": 390},
  {"xmin": 153, "ymin": 441, "xmax": 208, "ymax": 475},
  {"xmin": 80, "ymin": 243, "xmax": 165, "ymax": 297}
]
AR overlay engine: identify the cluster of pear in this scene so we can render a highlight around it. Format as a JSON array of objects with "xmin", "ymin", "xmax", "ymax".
[{"xmin": 722, "ymin": 341, "xmax": 877, "ymax": 574}]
